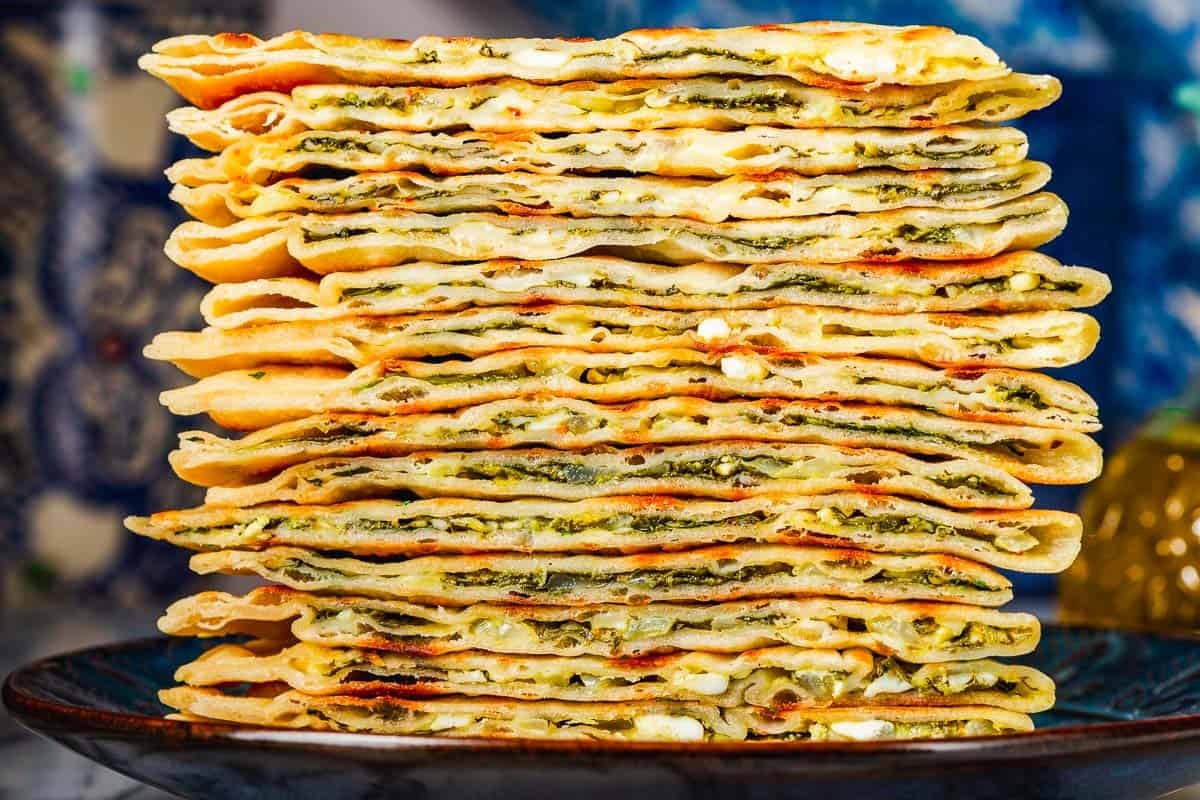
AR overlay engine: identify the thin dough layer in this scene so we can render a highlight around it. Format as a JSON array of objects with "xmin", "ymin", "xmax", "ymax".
[
  {"xmin": 155, "ymin": 396, "xmax": 1102, "ymax": 487},
  {"xmin": 196, "ymin": 253, "xmax": 1111, "ymax": 327},
  {"xmin": 188, "ymin": 543, "xmax": 1014, "ymax": 606},
  {"xmin": 164, "ymin": 74, "xmax": 1060, "ymax": 147},
  {"xmin": 148, "ymin": 305, "xmax": 1099, "ymax": 378},
  {"xmin": 199, "ymin": 442, "xmax": 1034, "ymax": 509},
  {"xmin": 163, "ymin": 194, "xmax": 1069, "ymax": 281},
  {"xmin": 161, "ymin": 687, "xmax": 1034, "ymax": 740},
  {"xmin": 168, "ymin": 126, "xmax": 1031, "ymax": 181},
  {"xmin": 142, "ymin": 23, "xmax": 1009, "ymax": 108},
  {"xmin": 158, "ymin": 350, "xmax": 1100, "ymax": 433},
  {"xmin": 175, "ymin": 640, "xmax": 1054, "ymax": 712},
  {"xmin": 159, "ymin": 587, "xmax": 1043, "ymax": 661},
  {"xmin": 128, "ymin": 492, "xmax": 1082, "ymax": 572},
  {"xmin": 172, "ymin": 162, "xmax": 1052, "ymax": 226}
]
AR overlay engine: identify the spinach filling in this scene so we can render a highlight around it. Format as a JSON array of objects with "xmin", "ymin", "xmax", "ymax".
[
  {"xmin": 274, "ymin": 558, "xmax": 997, "ymax": 596},
  {"xmin": 825, "ymin": 323, "xmax": 1028, "ymax": 355},
  {"xmin": 747, "ymin": 719, "xmax": 1003, "ymax": 741},
  {"xmin": 751, "ymin": 409, "xmax": 1040, "ymax": 460},
  {"xmin": 334, "ymin": 273, "xmax": 1081, "ymax": 303},
  {"xmin": 871, "ymin": 657, "xmax": 1026, "ymax": 696},
  {"xmin": 300, "ymin": 208, "xmax": 1047, "ymax": 251},
  {"xmin": 452, "ymin": 454, "xmax": 799, "ymax": 486},
  {"xmin": 990, "ymin": 384, "xmax": 1050, "ymax": 409},
  {"xmin": 440, "ymin": 562, "xmax": 993, "ymax": 595},
  {"xmin": 929, "ymin": 473, "xmax": 1014, "ymax": 497},
  {"xmin": 303, "ymin": 606, "xmax": 1032, "ymax": 657},
  {"xmin": 817, "ymin": 508, "xmax": 1038, "ymax": 554},
  {"xmin": 635, "ymin": 47, "xmax": 779, "ymax": 66},
  {"xmin": 294, "ymin": 135, "xmax": 374, "ymax": 154},
  {"xmin": 874, "ymin": 178, "xmax": 1023, "ymax": 204},
  {"xmin": 681, "ymin": 92, "xmax": 800, "ymax": 113},
  {"xmin": 854, "ymin": 141, "xmax": 1000, "ymax": 160}
]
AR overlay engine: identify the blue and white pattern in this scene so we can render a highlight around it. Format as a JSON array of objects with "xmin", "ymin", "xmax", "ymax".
[{"xmin": 0, "ymin": 2, "xmax": 263, "ymax": 605}]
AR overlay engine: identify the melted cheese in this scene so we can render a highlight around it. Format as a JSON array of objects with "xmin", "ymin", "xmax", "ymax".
[
  {"xmin": 830, "ymin": 719, "xmax": 896, "ymax": 740},
  {"xmin": 719, "ymin": 354, "xmax": 769, "ymax": 381},
  {"xmin": 634, "ymin": 713, "xmax": 706, "ymax": 741},
  {"xmin": 510, "ymin": 49, "xmax": 571, "ymax": 69}
]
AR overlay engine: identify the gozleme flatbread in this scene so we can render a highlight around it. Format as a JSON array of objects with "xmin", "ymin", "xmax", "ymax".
[
  {"xmin": 189, "ymin": 544, "xmax": 1013, "ymax": 606},
  {"xmin": 159, "ymin": 350, "xmax": 1099, "ymax": 433},
  {"xmin": 158, "ymin": 397, "xmax": 1101, "ymax": 487},
  {"xmin": 129, "ymin": 492, "xmax": 1082, "ymax": 572},
  {"xmin": 161, "ymin": 687, "xmax": 1033, "ymax": 740},
  {"xmin": 167, "ymin": 125, "xmax": 1030, "ymax": 182},
  {"xmin": 164, "ymin": 74, "xmax": 1059, "ymax": 145},
  {"xmin": 164, "ymin": 194, "xmax": 1069, "ymax": 281},
  {"xmin": 201, "ymin": 443, "xmax": 1032, "ymax": 509},
  {"xmin": 142, "ymin": 24, "xmax": 1008, "ymax": 109},
  {"xmin": 172, "ymin": 162, "xmax": 1051, "ymax": 226},
  {"xmin": 159, "ymin": 587, "xmax": 1043, "ymax": 661},
  {"xmin": 148, "ymin": 306, "xmax": 1098, "ymax": 380},
  {"xmin": 197, "ymin": 253, "xmax": 1110, "ymax": 328},
  {"xmin": 175, "ymin": 641, "xmax": 1053, "ymax": 713}
]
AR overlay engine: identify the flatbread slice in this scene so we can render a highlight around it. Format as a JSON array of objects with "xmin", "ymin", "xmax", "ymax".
[
  {"xmin": 176, "ymin": 640, "xmax": 1053, "ymax": 713},
  {"xmin": 158, "ymin": 350, "xmax": 1098, "ymax": 435},
  {"xmin": 157, "ymin": 397, "xmax": 1101, "ymax": 487},
  {"xmin": 164, "ymin": 74, "xmax": 1060, "ymax": 145},
  {"xmin": 188, "ymin": 544, "xmax": 1013, "ymax": 606},
  {"xmin": 161, "ymin": 687, "xmax": 1033, "ymax": 740},
  {"xmin": 199, "ymin": 443, "xmax": 1033, "ymax": 509},
  {"xmin": 128, "ymin": 492, "xmax": 1082, "ymax": 572},
  {"xmin": 164, "ymin": 194, "xmax": 1069, "ymax": 281},
  {"xmin": 160, "ymin": 587, "xmax": 1041, "ymax": 661},
  {"xmin": 172, "ymin": 162, "xmax": 1052, "ymax": 226},
  {"xmin": 197, "ymin": 253, "xmax": 1111, "ymax": 327},
  {"xmin": 142, "ymin": 24, "xmax": 1009, "ymax": 108},
  {"xmin": 168, "ymin": 125, "xmax": 1031, "ymax": 181},
  {"xmin": 149, "ymin": 306, "xmax": 1098, "ymax": 380}
]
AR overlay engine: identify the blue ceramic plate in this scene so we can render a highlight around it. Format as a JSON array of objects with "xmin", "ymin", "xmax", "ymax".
[{"xmin": 5, "ymin": 625, "xmax": 1200, "ymax": 800}]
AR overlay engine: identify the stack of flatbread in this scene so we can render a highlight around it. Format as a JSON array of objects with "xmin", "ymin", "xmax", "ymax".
[{"xmin": 131, "ymin": 21, "xmax": 1106, "ymax": 742}]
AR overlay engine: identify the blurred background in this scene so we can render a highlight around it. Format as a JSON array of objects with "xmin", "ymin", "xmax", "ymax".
[{"xmin": 1, "ymin": 0, "xmax": 1199, "ymax": 614}]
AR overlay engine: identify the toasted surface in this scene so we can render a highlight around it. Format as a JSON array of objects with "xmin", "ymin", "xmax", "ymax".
[
  {"xmin": 160, "ymin": 686, "xmax": 1034, "ymax": 740},
  {"xmin": 164, "ymin": 74, "xmax": 1059, "ymax": 147},
  {"xmin": 155, "ymin": 397, "xmax": 1102, "ymax": 487},
  {"xmin": 175, "ymin": 640, "xmax": 1054, "ymax": 712},
  {"xmin": 198, "ymin": 441, "xmax": 1034, "ymax": 510},
  {"xmin": 196, "ymin": 253, "xmax": 1110, "ymax": 327},
  {"xmin": 173, "ymin": 162, "xmax": 1052, "ymax": 226},
  {"xmin": 188, "ymin": 543, "xmax": 1013, "ymax": 607},
  {"xmin": 159, "ymin": 587, "xmax": 1042, "ymax": 661},
  {"xmin": 130, "ymin": 491, "xmax": 1082, "ymax": 572},
  {"xmin": 168, "ymin": 126, "xmax": 1031, "ymax": 182},
  {"xmin": 143, "ymin": 23, "xmax": 1009, "ymax": 108},
  {"xmin": 163, "ymin": 194, "xmax": 1069, "ymax": 281}
]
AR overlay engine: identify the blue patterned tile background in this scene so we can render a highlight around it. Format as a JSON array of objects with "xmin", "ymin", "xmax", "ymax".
[
  {"xmin": 0, "ymin": 1, "xmax": 263, "ymax": 606},
  {"xmin": 2, "ymin": 0, "xmax": 1195, "ymax": 602}
]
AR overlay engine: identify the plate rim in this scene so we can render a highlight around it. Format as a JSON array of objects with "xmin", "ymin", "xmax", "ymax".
[{"xmin": 7, "ymin": 625, "xmax": 1200, "ymax": 761}]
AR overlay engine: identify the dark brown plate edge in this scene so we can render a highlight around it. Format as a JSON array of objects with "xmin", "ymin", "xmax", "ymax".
[{"xmin": 6, "ymin": 627, "xmax": 1200, "ymax": 764}]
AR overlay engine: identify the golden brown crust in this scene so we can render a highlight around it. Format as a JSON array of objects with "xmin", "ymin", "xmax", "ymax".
[
  {"xmin": 187, "ymin": 543, "xmax": 1013, "ymax": 606},
  {"xmin": 148, "ymin": 394, "xmax": 1102, "ymax": 487},
  {"xmin": 128, "ymin": 491, "xmax": 1082, "ymax": 572},
  {"xmin": 159, "ymin": 685, "xmax": 1034, "ymax": 739},
  {"xmin": 142, "ymin": 24, "xmax": 1008, "ymax": 108},
  {"xmin": 161, "ymin": 195, "xmax": 1069, "ymax": 281}
]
